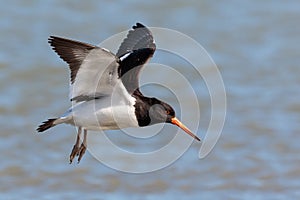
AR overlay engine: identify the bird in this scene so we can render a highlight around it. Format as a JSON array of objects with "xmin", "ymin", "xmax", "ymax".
[{"xmin": 37, "ymin": 23, "xmax": 201, "ymax": 164}]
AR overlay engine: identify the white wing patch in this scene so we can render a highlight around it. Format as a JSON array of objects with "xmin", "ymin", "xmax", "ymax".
[{"xmin": 119, "ymin": 52, "xmax": 131, "ymax": 61}]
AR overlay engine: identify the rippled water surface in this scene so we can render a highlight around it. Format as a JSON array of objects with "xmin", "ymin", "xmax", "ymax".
[{"xmin": 1, "ymin": 1, "xmax": 300, "ymax": 199}]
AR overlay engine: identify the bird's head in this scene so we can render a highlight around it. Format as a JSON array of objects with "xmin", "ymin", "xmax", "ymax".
[{"xmin": 148, "ymin": 99, "xmax": 201, "ymax": 141}]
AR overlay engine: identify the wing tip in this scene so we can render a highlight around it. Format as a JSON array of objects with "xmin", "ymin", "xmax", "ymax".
[
  {"xmin": 48, "ymin": 35, "xmax": 60, "ymax": 46},
  {"xmin": 133, "ymin": 22, "xmax": 146, "ymax": 29}
]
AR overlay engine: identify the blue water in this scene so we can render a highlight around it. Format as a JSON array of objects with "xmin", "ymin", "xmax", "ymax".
[{"xmin": 1, "ymin": 0, "xmax": 300, "ymax": 199}]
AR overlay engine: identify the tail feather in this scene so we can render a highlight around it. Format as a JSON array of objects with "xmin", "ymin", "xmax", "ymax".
[{"xmin": 37, "ymin": 118, "xmax": 57, "ymax": 132}]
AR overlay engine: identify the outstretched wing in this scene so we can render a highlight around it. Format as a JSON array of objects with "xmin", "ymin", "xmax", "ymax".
[
  {"xmin": 117, "ymin": 23, "xmax": 156, "ymax": 94},
  {"xmin": 48, "ymin": 36, "xmax": 119, "ymax": 102}
]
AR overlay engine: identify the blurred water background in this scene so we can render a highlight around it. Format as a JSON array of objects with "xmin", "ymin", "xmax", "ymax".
[{"xmin": 1, "ymin": 0, "xmax": 300, "ymax": 199}]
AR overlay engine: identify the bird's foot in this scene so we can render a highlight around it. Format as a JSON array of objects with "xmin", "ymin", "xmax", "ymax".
[
  {"xmin": 69, "ymin": 128, "xmax": 87, "ymax": 164},
  {"xmin": 69, "ymin": 142, "xmax": 86, "ymax": 164},
  {"xmin": 69, "ymin": 144, "xmax": 80, "ymax": 164},
  {"xmin": 77, "ymin": 143, "xmax": 87, "ymax": 163}
]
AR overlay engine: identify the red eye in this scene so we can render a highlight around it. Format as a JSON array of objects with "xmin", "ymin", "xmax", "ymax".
[{"xmin": 166, "ymin": 110, "xmax": 170, "ymax": 115}]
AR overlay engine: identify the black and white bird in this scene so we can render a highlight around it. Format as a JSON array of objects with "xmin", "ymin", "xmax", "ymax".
[{"xmin": 37, "ymin": 23, "xmax": 200, "ymax": 163}]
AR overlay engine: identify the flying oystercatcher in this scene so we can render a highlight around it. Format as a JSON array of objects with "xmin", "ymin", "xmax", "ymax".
[{"xmin": 37, "ymin": 23, "xmax": 200, "ymax": 163}]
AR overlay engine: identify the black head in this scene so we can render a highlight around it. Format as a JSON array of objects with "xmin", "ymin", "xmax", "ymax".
[
  {"xmin": 134, "ymin": 96, "xmax": 201, "ymax": 141},
  {"xmin": 148, "ymin": 100, "xmax": 175, "ymax": 125}
]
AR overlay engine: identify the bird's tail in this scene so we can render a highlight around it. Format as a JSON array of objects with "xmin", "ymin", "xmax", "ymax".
[{"xmin": 37, "ymin": 118, "xmax": 58, "ymax": 132}]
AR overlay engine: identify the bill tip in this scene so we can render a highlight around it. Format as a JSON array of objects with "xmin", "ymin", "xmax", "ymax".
[{"xmin": 195, "ymin": 136, "xmax": 201, "ymax": 142}]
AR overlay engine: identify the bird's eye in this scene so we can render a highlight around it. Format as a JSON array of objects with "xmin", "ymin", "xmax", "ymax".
[{"xmin": 166, "ymin": 110, "xmax": 170, "ymax": 115}]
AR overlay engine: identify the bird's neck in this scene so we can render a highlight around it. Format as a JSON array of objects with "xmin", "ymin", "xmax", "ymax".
[{"xmin": 132, "ymin": 90, "xmax": 156, "ymax": 127}]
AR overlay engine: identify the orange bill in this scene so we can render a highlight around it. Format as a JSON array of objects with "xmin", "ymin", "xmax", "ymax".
[{"xmin": 171, "ymin": 117, "xmax": 201, "ymax": 141}]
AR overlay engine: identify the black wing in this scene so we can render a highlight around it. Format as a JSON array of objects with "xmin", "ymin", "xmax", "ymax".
[
  {"xmin": 117, "ymin": 23, "xmax": 156, "ymax": 94},
  {"xmin": 48, "ymin": 36, "xmax": 96, "ymax": 84}
]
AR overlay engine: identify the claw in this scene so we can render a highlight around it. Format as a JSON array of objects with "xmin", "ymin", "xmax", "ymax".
[
  {"xmin": 69, "ymin": 127, "xmax": 82, "ymax": 164},
  {"xmin": 69, "ymin": 128, "xmax": 88, "ymax": 164}
]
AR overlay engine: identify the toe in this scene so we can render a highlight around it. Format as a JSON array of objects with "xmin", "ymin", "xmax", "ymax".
[
  {"xmin": 69, "ymin": 145, "xmax": 79, "ymax": 164},
  {"xmin": 77, "ymin": 143, "xmax": 86, "ymax": 163}
]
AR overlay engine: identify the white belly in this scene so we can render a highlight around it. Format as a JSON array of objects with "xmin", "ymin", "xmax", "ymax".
[{"xmin": 68, "ymin": 97, "xmax": 139, "ymax": 130}]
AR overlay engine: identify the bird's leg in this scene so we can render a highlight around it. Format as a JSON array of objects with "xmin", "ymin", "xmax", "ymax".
[
  {"xmin": 77, "ymin": 129, "xmax": 87, "ymax": 163},
  {"xmin": 69, "ymin": 127, "xmax": 82, "ymax": 164}
]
